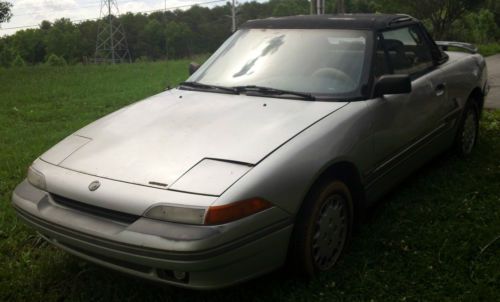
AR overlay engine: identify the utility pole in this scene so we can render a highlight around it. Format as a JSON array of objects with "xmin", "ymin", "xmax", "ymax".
[
  {"xmin": 94, "ymin": 0, "xmax": 131, "ymax": 64},
  {"xmin": 311, "ymin": 0, "xmax": 325, "ymax": 15},
  {"xmin": 231, "ymin": 0, "xmax": 237, "ymax": 32},
  {"xmin": 317, "ymin": 0, "xmax": 325, "ymax": 14},
  {"xmin": 337, "ymin": 0, "xmax": 346, "ymax": 13}
]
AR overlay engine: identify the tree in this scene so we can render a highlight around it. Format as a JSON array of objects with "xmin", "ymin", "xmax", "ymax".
[
  {"xmin": 271, "ymin": 0, "xmax": 308, "ymax": 16},
  {"xmin": 141, "ymin": 19, "xmax": 165, "ymax": 59},
  {"xmin": 450, "ymin": 9, "xmax": 500, "ymax": 43},
  {"xmin": 348, "ymin": 0, "xmax": 377, "ymax": 13},
  {"xmin": 0, "ymin": 45, "xmax": 15, "ymax": 67},
  {"xmin": 378, "ymin": 0, "xmax": 486, "ymax": 39},
  {"xmin": 165, "ymin": 21, "xmax": 193, "ymax": 58},
  {"xmin": 76, "ymin": 20, "xmax": 98, "ymax": 62},
  {"xmin": 485, "ymin": 0, "xmax": 500, "ymax": 28},
  {"xmin": 46, "ymin": 54, "xmax": 67, "ymax": 66},
  {"xmin": 0, "ymin": 1, "xmax": 12, "ymax": 25},
  {"xmin": 12, "ymin": 54, "xmax": 26, "ymax": 67},
  {"xmin": 12, "ymin": 29, "xmax": 46, "ymax": 64},
  {"xmin": 44, "ymin": 18, "xmax": 80, "ymax": 63},
  {"xmin": 40, "ymin": 20, "xmax": 52, "ymax": 31},
  {"xmin": 120, "ymin": 12, "xmax": 150, "ymax": 59}
]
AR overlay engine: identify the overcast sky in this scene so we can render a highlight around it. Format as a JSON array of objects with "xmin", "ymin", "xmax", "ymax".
[{"xmin": 1, "ymin": 0, "xmax": 267, "ymax": 36}]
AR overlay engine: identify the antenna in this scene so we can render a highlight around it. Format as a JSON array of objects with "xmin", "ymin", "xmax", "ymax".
[{"xmin": 94, "ymin": 0, "xmax": 131, "ymax": 64}]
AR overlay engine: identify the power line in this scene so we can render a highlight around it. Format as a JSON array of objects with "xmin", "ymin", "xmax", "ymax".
[
  {"xmin": 12, "ymin": 0, "xmax": 149, "ymax": 18},
  {"xmin": 14, "ymin": 4, "xmax": 102, "ymax": 18},
  {"xmin": 0, "ymin": 17, "xmax": 99, "ymax": 31},
  {"xmin": 13, "ymin": 0, "xmax": 102, "ymax": 11},
  {"xmin": 0, "ymin": 0, "xmax": 226, "ymax": 31}
]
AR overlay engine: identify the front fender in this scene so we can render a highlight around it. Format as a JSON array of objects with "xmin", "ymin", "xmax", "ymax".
[{"xmin": 214, "ymin": 101, "xmax": 374, "ymax": 215}]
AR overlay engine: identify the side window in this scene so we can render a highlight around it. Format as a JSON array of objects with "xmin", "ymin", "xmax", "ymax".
[
  {"xmin": 381, "ymin": 26, "xmax": 434, "ymax": 76},
  {"xmin": 373, "ymin": 35, "xmax": 390, "ymax": 78}
]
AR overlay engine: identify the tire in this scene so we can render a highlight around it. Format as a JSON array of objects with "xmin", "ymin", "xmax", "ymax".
[
  {"xmin": 289, "ymin": 180, "xmax": 354, "ymax": 278},
  {"xmin": 454, "ymin": 99, "xmax": 479, "ymax": 156}
]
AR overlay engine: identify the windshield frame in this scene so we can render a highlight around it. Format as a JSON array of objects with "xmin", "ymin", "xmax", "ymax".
[{"xmin": 186, "ymin": 28, "xmax": 375, "ymax": 101}]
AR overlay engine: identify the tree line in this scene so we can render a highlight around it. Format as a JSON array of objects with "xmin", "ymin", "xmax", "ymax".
[{"xmin": 1, "ymin": 0, "xmax": 500, "ymax": 67}]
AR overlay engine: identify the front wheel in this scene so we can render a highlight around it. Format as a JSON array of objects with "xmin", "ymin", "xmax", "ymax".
[
  {"xmin": 454, "ymin": 100, "xmax": 479, "ymax": 156},
  {"xmin": 289, "ymin": 180, "xmax": 353, "ymax": 277}
]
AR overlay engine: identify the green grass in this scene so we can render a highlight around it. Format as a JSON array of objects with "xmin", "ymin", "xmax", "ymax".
[
  {"xmin": 444, "ymin": 43, "xmax": 500, "ymax": 57},
  {"xmin": 478, "ymin": 43, "xmax": 500, "ymax": 57},
  {"xmin": 1, "ymin": 62, "xmax": 499, "ymax": 301}
]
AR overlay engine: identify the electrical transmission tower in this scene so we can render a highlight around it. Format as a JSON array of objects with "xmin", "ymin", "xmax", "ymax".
[{"xmin": 94, "ymin": 0, "xmax": 131, "ymax": 64}]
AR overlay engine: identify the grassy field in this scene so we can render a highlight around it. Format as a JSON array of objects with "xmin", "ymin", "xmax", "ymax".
[
  {"xmin": 0, "ymin": 62, "xmax": 499, "ymax": 301},
  {"xmin": 478, "ymin": 43, "xmax": 500, "ymax": 57}
]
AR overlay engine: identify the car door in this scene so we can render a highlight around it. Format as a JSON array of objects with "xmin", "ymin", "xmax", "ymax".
[{"xmin": 366, "ymin": 25, "xmax": 451, "ymax": 190}]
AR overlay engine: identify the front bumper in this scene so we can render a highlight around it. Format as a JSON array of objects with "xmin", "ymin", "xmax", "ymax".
[{"xmin": 12, "ymin": 180, "xmax": 293, "ymax": 289}]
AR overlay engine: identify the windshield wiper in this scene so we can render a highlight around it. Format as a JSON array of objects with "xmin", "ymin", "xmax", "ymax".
[
  {"xmin": 234, "ymin": 85, "xmax": 316, "ymax": 101},
  {"xmin": 179, "ymin": 81, "xmax": 238, "ymax": 94}
]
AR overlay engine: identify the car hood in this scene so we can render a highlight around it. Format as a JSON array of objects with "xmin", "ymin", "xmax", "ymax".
[{"xmin": 41, "ymin": 89, "xmax": 347, "ymax": 189}]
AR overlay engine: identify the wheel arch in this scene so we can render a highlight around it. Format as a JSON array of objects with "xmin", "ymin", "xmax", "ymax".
[
  {"xmin": 300, "ymin": 160, "xmax": 366, "ymax": 225},
  {"xmin": 469, "ymin": 87, "xmax": 485, "ymax": 117},
  {"xmin": 287, "ymin": 160, "xmax": 365, "ymax": 274}
]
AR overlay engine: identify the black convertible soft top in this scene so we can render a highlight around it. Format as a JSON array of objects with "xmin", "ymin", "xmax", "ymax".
[{"xmin": 241, "ymin": 14, "xmax": 419, "ymax": 31}]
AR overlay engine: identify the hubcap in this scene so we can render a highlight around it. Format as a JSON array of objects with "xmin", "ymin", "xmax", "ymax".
[
  {"xmin": 462, "ymin": 109, "xmax": 477, "ymax": 154},
  {"xmin": 312, "ymin": 194, "xmax": 347, "ymax": 271}
]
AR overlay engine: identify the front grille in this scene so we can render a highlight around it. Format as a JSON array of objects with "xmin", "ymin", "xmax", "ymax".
[{"xmin": 51, "ymin": 194, "xmax": 140, "ymax": 224}]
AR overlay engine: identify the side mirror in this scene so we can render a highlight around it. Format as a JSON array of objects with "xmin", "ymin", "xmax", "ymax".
[
  {"xmin": 189, "ymin": 62, "xmax": 200, "ymax": 75},
  {"xmin": 374, "ymin": 74, "xmax": 412, "ymax": 97}
]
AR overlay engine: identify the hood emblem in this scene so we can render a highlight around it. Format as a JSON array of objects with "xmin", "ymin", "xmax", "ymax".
[{"xmin": 88, "ymin": 181, "xmax": 101, "ymax": 191}]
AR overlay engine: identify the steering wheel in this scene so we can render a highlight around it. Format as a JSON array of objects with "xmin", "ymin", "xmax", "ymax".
[{"xmin": 312, "ymin": 67, "xmax": 356, "ymax": 88}]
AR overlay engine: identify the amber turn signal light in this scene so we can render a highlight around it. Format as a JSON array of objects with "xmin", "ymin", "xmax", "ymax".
[{"xmin": 205, "ymin": 198, "xmax": 272, "ymax": 225}]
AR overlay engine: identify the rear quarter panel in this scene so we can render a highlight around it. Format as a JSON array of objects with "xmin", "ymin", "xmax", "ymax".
[{"xmin": 441, "ymin": 52, "xmax": 487, "ymax": 110}]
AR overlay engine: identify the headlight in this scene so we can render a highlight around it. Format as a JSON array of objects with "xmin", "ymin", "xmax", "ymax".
[
  {"xmin": 144, "ymin": 205, "xmax": 206, "ymax": 225},
  {"xmin": 144, "ymin": 198, "xmax": 272, "ymax": 225},
  {"xmin": 27, "ymin": 165, "xmax": 46, "ymax": 190}
]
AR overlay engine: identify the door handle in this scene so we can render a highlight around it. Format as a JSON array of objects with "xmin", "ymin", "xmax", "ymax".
[{"xmin": 435, "ymin": 83, "xmax": 446, "ymax": 97}]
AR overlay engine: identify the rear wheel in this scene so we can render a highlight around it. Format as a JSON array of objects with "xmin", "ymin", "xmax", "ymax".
[
  {"xmin": 454, "ymin": 100, "xmax": 479, "ymax": 156},
  {"xmin": 290, "ymin": 180, "xmax": 353, "ymax": 277}
]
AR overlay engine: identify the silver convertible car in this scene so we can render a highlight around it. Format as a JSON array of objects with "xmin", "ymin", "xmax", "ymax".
[{"xmin": 12, "ymin": 14, "xmax": 488, "ymax": 289}]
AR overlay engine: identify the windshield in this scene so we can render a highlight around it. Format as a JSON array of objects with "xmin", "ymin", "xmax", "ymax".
[{"xmin": 188, "ymin": 28, "xmax": 372, "ymax": 99}]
